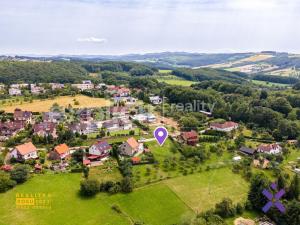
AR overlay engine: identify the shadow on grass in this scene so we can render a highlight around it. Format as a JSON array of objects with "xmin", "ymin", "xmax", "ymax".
[{"xmin": 76, "ymin": 190, "xmax": 98, "ymax": 200}]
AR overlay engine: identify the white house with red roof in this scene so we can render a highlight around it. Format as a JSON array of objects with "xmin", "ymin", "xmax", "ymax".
[
  {"xmin": 257, "ymin": 143, "xmax": 282, "ymax": 155},
  {"xmin": 210, "ymin": 121, "xmax": 239, "ymax": 132},
  {"xmin": 10, "ymin": 142, "xmax": 38, "ymax": 161},
  {"xmin": 88, "ymin": 141, "xmax": 112, "ymax": 160},
  {"xmin": 119, "ymin": 137, "xmax": 144, "ymax": 156}
]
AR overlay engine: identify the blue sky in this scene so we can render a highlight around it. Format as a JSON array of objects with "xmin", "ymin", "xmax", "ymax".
[{"xmin": 0, "ymin": 0, "xmax": 299, "ymax": 55}]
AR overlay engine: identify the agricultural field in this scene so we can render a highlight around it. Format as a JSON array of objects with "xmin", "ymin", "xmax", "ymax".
[
  {"xmin": 165, "ymin": 167, "xmax": 249, "ymax": 212},
  {"xmin": 251, "ymin": 80, "xmax": 290, "ymax": 87},
  {"xmin": 156, "ymin": 75, "xmax": 197, "ymax": 86},
  {"xmin": 0, "ymin": 166, "xmax": 250, "ymax": 225},
  {"xmin": 0, "ymin": 95, "xmax": 111, "ymax": 112},
  {"xmin": 239, "ymin": 54, "xmax": 274, "ymax": 62}
]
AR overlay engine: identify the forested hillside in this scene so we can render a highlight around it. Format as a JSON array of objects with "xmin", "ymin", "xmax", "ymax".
[
  {"xmin": 81, "ymin": 61, "xmax": 158, "ymax": 76},
  {"xmin": 0, "ymin": 61, "xmax": 88, "ymax": 84},
  {"xmin": 172, "ymin": 68, "xmax": 248, "ymax": 83}
]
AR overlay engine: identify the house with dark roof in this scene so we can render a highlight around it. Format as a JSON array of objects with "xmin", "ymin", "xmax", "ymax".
[
  {"xmin": 239, "ymin": 146, "xmax": 256, "ymax": 156},
  {"xmin": 10, "ymin": 142, "xmax": 38, "ymax": 161},
  {"xmin": 88, "ymin": 141, "xmax": 112, "ymax": 160},
  {"xmin": 68, "ymin": 122, "xmax": 97, "ymax": 135},
  {"xmin": 179, "ymin": 130, "xmax": 198, "ymax": 146},
  {"xmin": 43, "ymin": 111, "xmax": 64, "ymax": 123},
  {"xmin": 33, "ymin": 122, "xmax": 57, "ymax": 138},
  {"xmin": 14, "ymin": 108, "xmax": 32, "ymax": 124},
  {"xmin": 77, "ymin": 108, "xmax": 93, "ymax": 122},
  {"xmin": 0, "ymin": 120, "xmax": 25, "ymax": 139}
]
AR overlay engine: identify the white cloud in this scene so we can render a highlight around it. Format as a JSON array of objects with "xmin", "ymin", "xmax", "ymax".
[{"xmin": 77, "ymin": 37, "xmax": 107, "ymax": 43}]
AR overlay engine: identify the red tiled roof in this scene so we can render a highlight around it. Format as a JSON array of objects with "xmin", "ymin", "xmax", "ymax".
[
  {"xmin": 181, "ymin": 130, "xmax": 198, "ymax": 140},
  {"xmin": 210, "ymin": 121, "xmax": 238, "ymax": 129},
  {"xmin": 126, "ymin": 137, "xmax": 139, "ymax": 149},
  {"xmin": 131, "ymin": 157, "xmax": 141, "ymax": 163},
  {"xmin": 15, "ymin": 142, "xmax": 37, "ymax": 155},
  {"xmin": 54, "ymin": 143, "xmax": 69, "ymax": 155}
]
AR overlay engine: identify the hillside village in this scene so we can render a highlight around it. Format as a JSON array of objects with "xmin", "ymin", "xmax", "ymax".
[{"xmin": 1, "ymin": 67, "xmax": 300, "ymax": 225}]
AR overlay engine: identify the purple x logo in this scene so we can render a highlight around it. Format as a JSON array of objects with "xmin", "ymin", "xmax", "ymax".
[{"xmin": 262, "ymin": 183, "xmax": 285, "ymax": 213}]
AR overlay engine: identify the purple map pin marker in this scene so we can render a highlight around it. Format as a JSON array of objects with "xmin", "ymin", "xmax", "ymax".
[{"xmin": 154, "ymin": 126, "xmax": 168, "ymax": 146}]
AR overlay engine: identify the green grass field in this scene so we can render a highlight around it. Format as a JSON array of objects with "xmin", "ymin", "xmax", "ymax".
[
  {"xmin": 154, "ymin": 75, "xmax": 196, "ymax": 86},
  {"xmin": 0, "ymin": 166, "xmax": 250, "ymax": 225},
  {"xmin": 157, "ymin": 78, "xmax": 196, "ymax": 86},
  {"xmin": 165, "ymin": 167, "xmax": 249, "ymax": 212},
  {"xmin": 251, "ymin": 80, "xmax": 290, "ymax": 87},
  {"xmin": 0, "ymin": 173, "xmax": 193, "ymax": 225}
]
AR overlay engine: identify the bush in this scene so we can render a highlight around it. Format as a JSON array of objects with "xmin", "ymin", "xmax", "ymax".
[
  {"xmin": 236, "ymin": 203, "xmax": 244, "ymax": 215},
  {"xmin": 10, "ymin": 165, "xmax": 30, "ymax": 184},
  {"xmin": 215, "ymin": 198, "xmax": 236, "ymax": 218},
  {"xmin": 0, "ymin": 171, "xmax": 17, "ymax": 193},
  {"xmin": 121, "ymin": 177, "xmax": 134, "ymax": 193},
  {"xmin": 80, "ymin": 179, "xmax": 99, "ymax": 197}
]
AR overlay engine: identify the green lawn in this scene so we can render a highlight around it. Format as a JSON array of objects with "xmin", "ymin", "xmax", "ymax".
[
  {"xmin": 157, "ymin": 78, "xmax": 196, "ymax": 87},
  {"xmin": 0, "ymin": 173, "xmax": 193, "ymax": 225},
  {"xmin": 165, "ymin": 167, "xmax": 249, "ymax": 212},
  {"xmin": 251, "ymin": 80, "xmax": 290, "ymax": 87}
]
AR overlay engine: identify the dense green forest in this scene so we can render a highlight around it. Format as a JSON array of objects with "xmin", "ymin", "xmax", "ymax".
[
  {"xmin": 253, "ymin": 74, "xmax": 299, "ymax": 84},
  {"xmin": 172, "ymin": 68, "xmax": 248, "ymax": 83},
  {"xmin": 81, "ymin": 61, "xmax": 157, "ymax": 76},
  {"xmin": 0, "ymin": 61, "xmax": 88, "ymax": 84}
]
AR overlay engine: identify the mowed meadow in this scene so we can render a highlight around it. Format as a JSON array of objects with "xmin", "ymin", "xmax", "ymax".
[
  {"xmin": 0, "ymin": 168, "xmax": 249, "ymax": 225},
  {"xmin": 0, "ymin": 95, "xmax": 111, "ymax": 112}
]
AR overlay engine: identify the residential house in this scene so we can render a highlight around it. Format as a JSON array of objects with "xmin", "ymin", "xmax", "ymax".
[
  {"xmin": 10, "ymin": 142, "xmax": 38, "ymax": 161},
  {"xmin": 130, "ymin": 113, "xmax": 156, "ymax": 123},
  {"xmin": 210, "ymin": 121, "xmax": 239, "ymax": 132},
  {"xmin": 43, "ymin": 111, "xmax": 64, "ymax": 123},
  {"xmin": 71, "ymin": 80, "xmax": 94, "ymax": 91},
  {"xmin": 115, "ymin": 87, "xmax": 130, "ymax": 97},
  {"xmin": 33, "ymin": 122, "xmax": 57, "ymax": 138},
  {"xmin": 14, "ymin": 109, "xmax": 32, "ymax": 124},
  {"xmin": 30, "ymin": 84, "xmax": 45, "ymax": 95},
  {"xmin": 102, "ymin": 118, "xmax": 133, "ymax": 132},
  {"xmin": 0, "ymin": 120, "xmax": 25, "ymax": 139},
  {"xmin": 113, "ymin": 96, "xmax": 137, "ymax": 105},
  {"xmin": 10, "ymin": 83, "xmax": 28, "ymax": 89},
  {"xmin": 78, "ymin": 108, "xmax": 93, "ymax": 122},
  {"xmin": 102, "ymin": 119, "xmax": 120, "ymax": 131},
  {"xmin": 149, "ymin": 96, "xmax": 162, "ymax": 105},
  {"xmin": 257, "ymin": 144, "xmax": 282, "ymax": 155},
  {"xmin": 9, "ymin": 88, "xmax": 21, "ymax": 96},
  {"xmin": 50, "ymin": 83, "xmax": 64, "ymax": 90},
  {"xmin": 51, "ymin": 144, "xmax": 70, "ymax": 160},
  {"xmin": 239, "ymin": 146, "xmax": 256, "ymax": 156},
  {"xmin": 110, "ymin": 106, "xmax": 129, "ymax": 118},
  {"xmin": 88, "ymin": 141, "xmax": 112, "ymax": 160},
  {"xmin": 179, "ymin": 130, "xmax": 198, "ymax": 146},
  {"xmin": 95, "ymin": 83, "xmax": 106, "ymax": 89},
  {"xmin": 119, "ymin": 137, "xmax": 143, "ymax": 156},
  {"xmin": 68, "ymin": 122, "xmax": 98, "ymax": 135}
]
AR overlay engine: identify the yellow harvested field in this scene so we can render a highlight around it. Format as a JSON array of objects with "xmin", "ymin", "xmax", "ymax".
[
  {"xmin": 1, "ymin": 95, "xmax": 111, "ymax": 112},
  {"xmin": 240, "ymin": 54, "xmax": 273, "ymax": 62}
]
